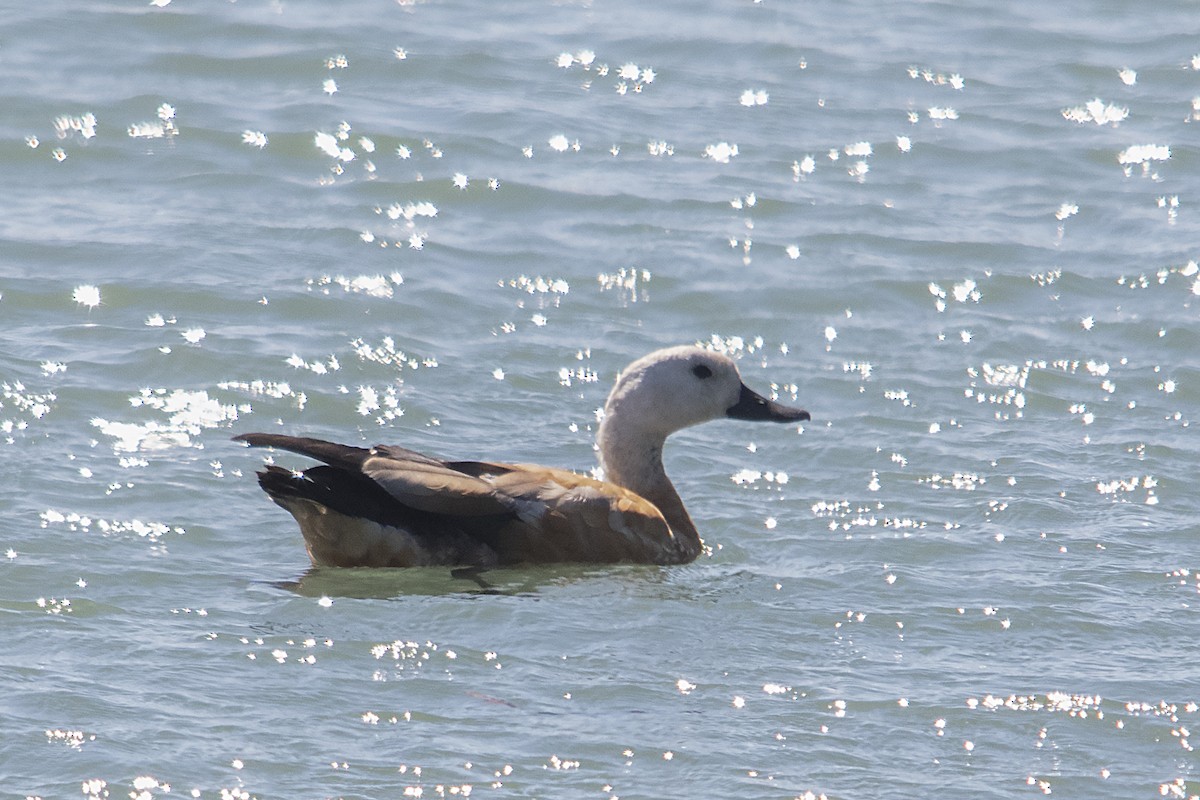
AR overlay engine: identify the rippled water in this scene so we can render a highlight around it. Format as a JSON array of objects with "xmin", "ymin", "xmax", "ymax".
[{"xmin": 4, "ymin": 1, "xmax": 1199, "ymax": 798}]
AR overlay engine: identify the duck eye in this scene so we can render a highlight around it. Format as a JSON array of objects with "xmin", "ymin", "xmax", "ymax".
[{"xmin": 691, "ymin": 364, "xmax": 713, "ymax": 380}]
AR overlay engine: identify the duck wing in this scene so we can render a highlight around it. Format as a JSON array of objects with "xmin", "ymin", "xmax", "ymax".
[
  {"xmin": 234, "ymin": 433, "xmax": 685, "ymax": 566},
  {"xmin": 234, "ymin": 433, "xmax": 513, "ymax": 517},
  {"xmin": 477, "ymin": 464, "xmax": 690, "ymax": 564}
]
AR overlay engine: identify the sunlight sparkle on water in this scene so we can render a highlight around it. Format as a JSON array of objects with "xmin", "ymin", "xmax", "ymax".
[
  {"xmin": 1055, "ymin": 203, "xmax": 1079, "ymax": 221},
  {"xmin": 793, "ymin": 155, "xmax": 816, "ymax": 179},
  {"xmin": 128, "ymin": 104, "xmax": 178, "ymax": 139},
  {"xmin": 73, "ymin": 284, "xmax": 101, "ymax": 309},
  {"xmin": 241, "ymin": 130, "xmax": 268, "ymax": 148},
  {"xmin": 1118, "ymin": 144, "xmax": 1170, "ymax": 176},
  {"xmin": 704, "ymin": 142, "xmax": 739, "ymax": 163},
  {"xmin": 315, "ymin": 131, "xmax": 355, "ymax": 162},
  {"xmin": 739, "ymin": 89, "xmax": 769, "ymax": 107},
  {"xmin": 92, "ymin": 388, "xmax": 239, "ymax": 452},
  {"xmin": 1062, "ymin": 98, "xmax": 1128, "ymax": 126},
  {"xmin": 54, "ymin": 112, "xmax": 97, "ymax": 143},
  {"xmin": 908, "ymin": 66, "xmax": 965, "ymax": 90}
]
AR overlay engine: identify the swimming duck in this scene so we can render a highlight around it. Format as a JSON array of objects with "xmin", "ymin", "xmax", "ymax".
[{"xmin": 234, "ymin": 345, "xmax": 808, "ymax": 567}]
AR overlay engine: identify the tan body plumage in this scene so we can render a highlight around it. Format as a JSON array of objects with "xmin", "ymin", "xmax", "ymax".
[{"xmin": 235, "ymin": 346, "xmax": 808, "ymax": 567}]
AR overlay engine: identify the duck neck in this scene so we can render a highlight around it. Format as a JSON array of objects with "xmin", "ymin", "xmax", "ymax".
[{"xmin": 598, "ymin": 419, "xmax": 702, "ymax": 562}]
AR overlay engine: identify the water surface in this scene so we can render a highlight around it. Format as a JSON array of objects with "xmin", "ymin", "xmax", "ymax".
[{"xmin": 3, "ymin": 1, "xmax": 1199, "ymax": 798}]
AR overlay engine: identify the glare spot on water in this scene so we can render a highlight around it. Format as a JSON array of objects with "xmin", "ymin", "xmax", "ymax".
[
  {"xmin": 739, "ymin": 89, "xmax": 769, "ymax": 107},
  {"xmin": 1055, "ymin": 203, "xmax": 1078, "ymax": 221},
  {"xmin": 1031, "ymin": 268, "xmax": 1062, "ymax": 287},
  {"xmin": 385, "ymin": 200, "xmax": 438, "ymax": 222},
  {"xmin": 54, "ymin": 112, "xmax": 98, "ymax": 141},
  {"xmin": 908, "ymin": 66, "xmax": 965, "ymax": 90},
  {"xmin": 128, "ymin": 104, "xmax": 178, "ymax": 139},
  {"xmin": 315, "ymin": 131, "xmax": 354, "ymax": 162},
  {"xmin": 843, "ymin": 361, "xmax": 872, "ymax": 380},
  {"xmin": 928, "ymin": 281, "xmax": 948, "ymax": 311},
  {"xmin": 73, "ymin": 284, "xmax": 101, "ymax": 309},
  {"xmin": 241, "ymin": 130, "xmax": 268, "ymax": 148},
  {"xmin": 93, "ymin": 388, "xmax": 238, "ymax": 452},
  {"xmin": 1118, "ymin": 144, "xmax": 1170, "ymax": 178},
  {"xmin": 1062, "ymin": 98, "xmax": 1127, "ymax": 126},
  {"xmin": 793, "ymin": 155, "xmax": 816, "ymax": 180},
  {"xmin": 1156, "ymin": 195, "xmax": 1180, "ymax": 224},
  {"xmin": 704, "ymin": 142, "xmax": 738, "ymax": 163},
  {"xmin": 598, "ymin": 268, "xmax": 651, "ymax": 304}
]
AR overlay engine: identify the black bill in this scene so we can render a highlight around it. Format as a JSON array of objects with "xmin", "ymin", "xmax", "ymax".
[{"xmin": 726, "ymin": 383, "xmax": 810, "ymax": 422}]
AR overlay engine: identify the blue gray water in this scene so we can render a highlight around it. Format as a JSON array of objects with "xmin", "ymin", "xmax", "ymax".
[{"xmin": 3, "ymin": 1, "xmax": 1199, "ymax": 797}]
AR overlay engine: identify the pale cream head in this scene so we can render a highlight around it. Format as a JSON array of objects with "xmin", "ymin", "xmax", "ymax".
[{"xmin": 600, "ymin": 345, "xmax": 809, "ymax": 440}]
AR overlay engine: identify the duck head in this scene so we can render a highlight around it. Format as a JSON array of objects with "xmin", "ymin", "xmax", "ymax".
[{"xmin": 601, "ymin": 345, "xmax": 809, "ymax": 439}]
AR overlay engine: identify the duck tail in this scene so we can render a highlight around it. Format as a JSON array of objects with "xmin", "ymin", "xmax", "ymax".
[{"xmin": 233, "ymin": 433, "xmax": 370, "ymax": 472}]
